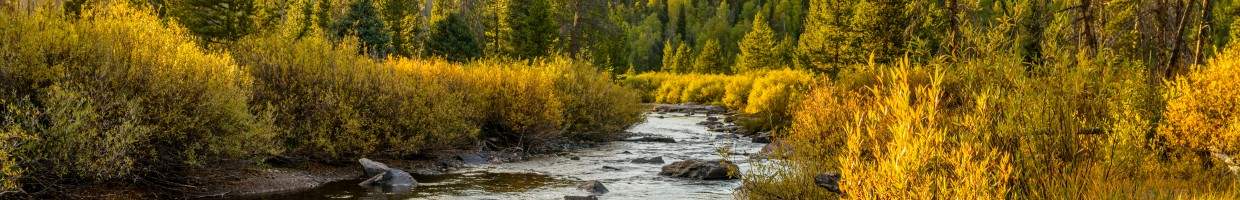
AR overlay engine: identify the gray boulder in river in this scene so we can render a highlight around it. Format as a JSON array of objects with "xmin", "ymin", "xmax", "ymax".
[
  {"xmin": 631, "ymin": 156, "xmax": 665, "ymax": 164},
  {"xmin": 577, "ymin": 180, "xmax": 609, "ymax": 194},
  {"xmin": 659, "ymin": 159, "xmax": 739, "ymax": 180},
  {"xmin": 357, "ymin": 158, "xmax": 417, "ymax": 188},
  {"xmin": 751, "ymin": 132, "xmax": 772, "ymax": 143}
]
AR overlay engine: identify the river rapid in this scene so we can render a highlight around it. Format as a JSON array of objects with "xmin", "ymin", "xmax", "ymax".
[{"xmin": 272, "ymin": 111, "xmax": 765, "ymax": 200}]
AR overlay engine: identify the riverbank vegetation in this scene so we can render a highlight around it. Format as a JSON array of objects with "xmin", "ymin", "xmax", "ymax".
[
  {"xmin": 623, "ymin": 70, "xmax": 814, "ymax": 129},
  {"xmin": 605, "ymin": 0, "xmax": 1240, "ymax": 198},
  {"xmin": 0, "ymin": 1, "xmax": 641, "ymax": 197},
  {"xmin": 730, "ymin": 0, "xmax": 1240, "ymax": 198},
  {"xmin": 2, "ymin": 0, "xmax": 1239, "ymax": 198}
]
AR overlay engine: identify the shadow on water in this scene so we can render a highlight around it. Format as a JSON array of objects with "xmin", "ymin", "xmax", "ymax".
[{"xmin": 255, "ymin": 172, "xmax": 573, "ymax": 200}]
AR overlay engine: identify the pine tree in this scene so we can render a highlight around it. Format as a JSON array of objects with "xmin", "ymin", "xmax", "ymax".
[
  {"xmin": 849, "ymin": 0, "xmax": 909, "ymax": 63},
  {"xmin": 506, "ymin": 0, "xmax": 558, "ymax": 59},
  {"xmin": 166, "ymin": 0, "xmax": 258, "ymax": 43},
  {"xmin": 735, "ymin": 13, "xmax": 777, "ymax": 73},
  {"xmin": 427, "ymin": 13, "xmax": 482, "ymax": 62},
  {"xmin": 661, "ymin": 40, "xmax": 681, "ymax": 72},
  {"xmin": 693, "ymin": 39, "xmax": 724, "ymax": 73},
  {"xmin": 628, "ymin": 14, "xmax": 664, "ymax": 71},
  {"xmin": 379, "ymin": 0, "xmax": 424, "ymax": 57},
  {"xmin": 672, "ymin": 42, "xmax": 692, "ymax": 72},
  {"xmin": 776, "ymin": 35, "xmax": 796, "ymax": 69},
  {"xmin": 337, "ymin": 0, "xmax": 392, "ymax": 57}
]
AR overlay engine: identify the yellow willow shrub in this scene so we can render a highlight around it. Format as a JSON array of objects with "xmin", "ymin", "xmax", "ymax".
[
  {"xmin": 1161, "ymin": 45, "xmax": 1240, "ymax": 154},
  {"xmin": 233, "ymin": 32, "xmax": 481, "ymax": 157},
  {"xmin": 0, "ymin": 2, "xmax": 277, "ymax": 185},
  {"xmin": 740, "ymin": 85, "xmax": 862, "ymax": 199},
  {"xmin": 743, "ymin": 69, "xmax": 815, "ymax": 127},
  {"xmin": 722, "ymin": 76, "xmax": 754, "ymax": 109},
  {"xmin": 835, "ymin": 64, "xmax": 1013, "ymax": 199},
  {"xmin": 465, "ymin": 59, "xmax": 565, "ymax": 145},
  {"xmin": 622, "ymin": 72, "xmax": 677, "ymax": 102},
  {"xmin": 654, "ymin": 78, "xmax": 689, "ymax": 103},
  {"xmin": 680, "ymin": 76, "xmax": 729, "ymax": 104},
  {"xmin": 387, "ymin": 59, "xmax": 487, "ymax": 151},
  {"xmin": 543, "ymin": 59, "xmax": 645, "ymax": 140}
]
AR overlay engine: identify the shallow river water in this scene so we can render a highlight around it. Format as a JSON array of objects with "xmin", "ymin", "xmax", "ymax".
[{"xmin": 275, "ymin": 113, "xmax": 764, "ymax": 200}]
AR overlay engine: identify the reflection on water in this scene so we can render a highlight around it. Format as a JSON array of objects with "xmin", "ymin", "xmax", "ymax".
[{"xmin": 260, "ymin": 172, "xmax": 573, "ymax": 200}]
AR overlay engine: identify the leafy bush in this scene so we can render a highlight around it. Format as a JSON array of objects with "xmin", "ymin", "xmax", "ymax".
[
  {"xmin": 1161, "ymin": 45, "xmax": 1240, "ymax": 154},
  {"xmin": 743, "ymin": 69, "xmax": 815, "ymax": 127},
  {"xmin": 0, "ymin": 2, "xmax": 277, "ymax": 190},
  {"xmin": 544, "ymin": 59, "xmax": 645, "ymax": 140},
  {"xmin": 234, "ymin": 29, "xmax": 642, "ymax": 157},
  {"xmin": 743, "ymin": 53, "xmax": 1240, "ymax": 198},
  {"xmin": 465, "ymin": 60, "xmax": 566, "ymax": 145},
  {"xmin": 723, "ymin": 77, "xmax": 755, "ymax": 109},
  {"xmin": 621, "ymin": 72, "xmax": 676, "ymax": 102},
  {"xmin": 627, "ymin": 70, "xmax": 814, "ymax": 129}
]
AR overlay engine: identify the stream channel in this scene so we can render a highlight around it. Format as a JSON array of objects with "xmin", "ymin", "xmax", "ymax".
[{"xmin": 268, "ymin": 111, "xmax": 765, "ymax": 200}]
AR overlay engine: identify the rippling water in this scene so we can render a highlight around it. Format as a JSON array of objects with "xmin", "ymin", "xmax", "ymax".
[{"xmin": 273, "ymin": 113, "xmax": 764, "ymax": 200}]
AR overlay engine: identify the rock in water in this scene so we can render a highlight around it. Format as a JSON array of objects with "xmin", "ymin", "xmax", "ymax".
[
  {"xmin": 357, "ymin": 158, "xmax": 417, "ymax": 188},
  {"xmin": 458, "ymin": 153, "xmax": 488, "ymax": 165},
  {"xmin": 564, "ymin": 196, "xmax": 598, "ymax": 200},
  {"xmin": 814, "ymin": 171, "xmax": 842, "ymax": 194},
  {"xmin": 659, "ymin": 159, "xmax": 740, "ymax": 180},
  {"xmin": 359, "ymin": 158, "xmax": 390, "ymax": 177},
  {"xmin": 577, "ymin": 180, "xmax": 609, "ymax": 194},
  {"xmin": 751, "ymin": 132, "xmax": 772, "ymax": 143},
  {"xmin": 631, "ymin": 156, "xmax": 665, "ymax": 164},
  {"xmin": 622, "ymin": 136, "xmax": 677, "ymax": 143}
]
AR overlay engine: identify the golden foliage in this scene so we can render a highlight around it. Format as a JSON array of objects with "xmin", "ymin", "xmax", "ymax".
[
  {"xmin": 743, "ymin": 53, "xmax": 1240, "ymax": 198},
  {"xmin": 0, "ymin": 2, "xmax": 644, "ymax": 192},
  {"xmin": 1160, "ymin": 45, "xmax": 1240, "ymax": 154},
  {"xmin": 0, "ymin": 2, "xmax": 278, "ymax": 187}
]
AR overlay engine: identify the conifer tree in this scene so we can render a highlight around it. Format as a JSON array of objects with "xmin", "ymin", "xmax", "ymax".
[
  {"xmin": 506, "ymin": 0, "xmax": 558, "ymax": 59},
  {"xmin": 427, "ymin": 13, "xmax": 481, "ymax": 62},
  {"xmin": 337, "ymin": 0, "xmax": 392, "ymax": 57},
  {"xmin": 166, "ymin": 0, "xmax": 259, "ymax": 43},
  {"xmin": 735, "ymin": 13, "xmax": 777, "ymax": 73},
  {"xmin": 672, "ymin": 42, "xmax": 692, "ymax": 72},
  {"xmin": 693, "ymin": 39, "xmax": 724, "ymax": 73},
  {"xmin": 662, "ymin": 40, "xmax": 680, "ymax": 72}
]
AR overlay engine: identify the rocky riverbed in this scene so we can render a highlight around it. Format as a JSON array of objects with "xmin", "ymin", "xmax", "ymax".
[{"xmin": 255, "ymin": 105, "xmax": 766, "ymax": 199}]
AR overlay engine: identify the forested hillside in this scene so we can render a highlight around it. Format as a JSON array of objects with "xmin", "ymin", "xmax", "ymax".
[{"xmin": 2, "ymin": 0, "xmax": 1239, "ymax": 199}]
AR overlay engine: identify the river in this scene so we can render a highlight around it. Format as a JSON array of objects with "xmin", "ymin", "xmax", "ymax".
[{"xmin": 268, "ymin": 111, "xmax": 765, "ymax": 200}]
